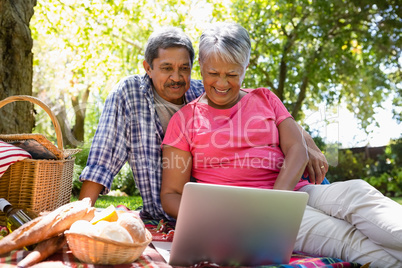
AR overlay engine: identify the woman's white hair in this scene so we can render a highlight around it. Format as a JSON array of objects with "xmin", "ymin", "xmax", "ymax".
[{"xmin": 199, "ymin": 22, "xmax": 251, "ymax": 67}]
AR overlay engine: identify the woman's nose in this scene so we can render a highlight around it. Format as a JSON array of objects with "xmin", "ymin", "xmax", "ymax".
[{"xmin": 216, "ymin": 76, "xmax": 229, "ymax": 87}]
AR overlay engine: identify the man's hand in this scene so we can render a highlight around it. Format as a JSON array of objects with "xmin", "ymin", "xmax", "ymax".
[
  {"xmin": 302, "ymin": 129, "xmax": 328, "ymax": 184},
  {"xmin": 79, "ymin": 181, "xmax": 104, "ymax": 206}
]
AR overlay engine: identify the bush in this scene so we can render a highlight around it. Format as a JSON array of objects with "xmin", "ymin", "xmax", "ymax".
[
  {"xmin": 71, "ymin": 147, "xmax": 90, "ymax": 197},
  {"xmin": 71, "ymin": 146, "xmax": 139, "ymax": 197},
  {"xmin": 326, "ymin": 150, "xmax": 374, "ymax": 182},
  {"xmin": 111, "ymin": 163, "xmax": 139, "ymax": 196},
  {"xmin": 363, "ymin": 138, "xmax": 402, "ymax": 197},
  {"xmin": 325, "ymin": 137, "xmax": 402, "ymax": 197},
  {"xmin": 365, "ymin": 169, "xmax": 402, "ymax": 197}
]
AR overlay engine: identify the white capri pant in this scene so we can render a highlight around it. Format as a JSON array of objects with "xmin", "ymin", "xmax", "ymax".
[{"xmin": 296, "ymin": 179, "xmax": 402, "ymax": 268}]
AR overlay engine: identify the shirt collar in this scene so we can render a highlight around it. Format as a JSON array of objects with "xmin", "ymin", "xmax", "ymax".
[{"xmin": 141, "ymin": 74, "xmax": 153, "ymax": 95}]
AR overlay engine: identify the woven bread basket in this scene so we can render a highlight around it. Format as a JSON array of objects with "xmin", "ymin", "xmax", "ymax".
[
  {"xmin": 0, "ymin": 95, "xmax": 79, "ymax": 225},
  {"xmin": 65, "ymin": 228, "xmax": 152, "ymax": 265}
]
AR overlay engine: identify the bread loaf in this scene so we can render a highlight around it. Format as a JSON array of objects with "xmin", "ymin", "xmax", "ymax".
[
  {"xmin": 0, "ymin": 198, "xmax": 95, "ymax": 255},
  {"xmin": 117, "ymin": 213, "xmax": 147, "ymax": 243},
  {"xmin": 96, "ymin": 221, "xmax": 134, "ymax": 243},
  {"xmin": 17, "ymin": 234, "xmax": 67, "ymax": 267}
]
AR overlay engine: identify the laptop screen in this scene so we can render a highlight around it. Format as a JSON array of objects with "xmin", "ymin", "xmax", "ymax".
[{"xmin": 167, "ymin": 182, "xmax": 308, "ymax": 266}]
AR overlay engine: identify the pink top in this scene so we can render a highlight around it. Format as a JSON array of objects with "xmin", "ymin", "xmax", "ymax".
[{"xmin": 162, "ymin": 88, "xmax": 310, "ymax": 190}]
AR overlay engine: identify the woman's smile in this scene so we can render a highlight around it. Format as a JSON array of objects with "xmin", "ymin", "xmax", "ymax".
[{"xmin": 214, "ymin": 87, "xmax": 230, "ymax": 94}]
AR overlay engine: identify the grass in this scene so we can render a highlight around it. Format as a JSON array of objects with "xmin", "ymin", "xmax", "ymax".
[
  {"xmin": 71, "ymin": 195, "xmax": 143, "ymax": 210},
  {"xmin": 392, "ymin": 197, "xmax": 402, "ymax": 205},
  {"xmin": 72, "ymin": 195, "xmax": 402, "ymax": 209}
]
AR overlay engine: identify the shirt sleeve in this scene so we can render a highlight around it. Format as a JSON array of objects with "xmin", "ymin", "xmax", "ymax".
[
  {"xmin": 79, "ymin": 80, "xmax": 131, "ymax": 193},
  {"xmin": 263, "ymin": 88, "xmax": 293, "ymax": 126},
  {"xmin": 162, "ymin": 106, "xmax": 191, "ymax": 152}
]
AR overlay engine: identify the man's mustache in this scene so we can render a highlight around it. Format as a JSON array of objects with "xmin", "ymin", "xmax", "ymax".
[{"xmin": 165, "ymin": 81, "xmax": 186, "ymax": 87}]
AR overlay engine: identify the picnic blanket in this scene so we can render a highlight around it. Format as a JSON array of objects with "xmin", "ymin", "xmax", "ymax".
[
  {"xmin": 144, "ymin": 218, "xmax": 362, "ymax": 268},
  {"xmin": 0, "ymin": 206, "xmax": 363, "ymax": 268},
  {"xmin": 0, "ymin": 248, "xmax": 363, "ymax": 268}
]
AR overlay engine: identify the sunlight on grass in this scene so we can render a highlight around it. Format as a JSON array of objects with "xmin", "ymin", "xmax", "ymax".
[
  {"xmin": 72, "ymin": 195, "xmax": 402, "ymax": 210},
  {"xmin": 392, "ymin": 197, "xmax": 402, "ymax": 205},
  {"xmin": 71, "ymin": 195, "xmax": 143, "ymax": 210}
]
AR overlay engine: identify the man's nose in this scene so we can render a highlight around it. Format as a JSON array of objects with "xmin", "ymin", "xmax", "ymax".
[{"xmin": 170, "ymin": 70, "xmax": 181, "ymax": 81}]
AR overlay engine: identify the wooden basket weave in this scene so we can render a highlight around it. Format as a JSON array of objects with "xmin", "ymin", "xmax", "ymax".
[
  {"xmin": 65, "ymin": 229, "xmax": 152, "ymax": 265},
  {"xmin": 0, "ymin": 95, "xmax": 77, "ymax": 225}
]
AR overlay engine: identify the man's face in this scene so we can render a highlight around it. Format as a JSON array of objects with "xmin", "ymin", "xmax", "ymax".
[{"xmin": 143, "ymin": 47, "xmax": 192, "ymax": 105}]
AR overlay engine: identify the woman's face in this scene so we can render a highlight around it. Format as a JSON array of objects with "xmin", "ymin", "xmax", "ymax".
[{"xmin": 200, "ymin": 55, "xmax": 247, "ymax": 109}]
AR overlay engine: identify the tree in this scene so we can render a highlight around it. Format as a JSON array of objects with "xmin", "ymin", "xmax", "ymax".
[
  {"xmin": 30, "ymin": 0, "xmax": 400, "ymax": 146},
  {"xmin": 0, "ymin": 0, "xmax": 36, "ymax": 134},
  {"xmin": 30, "ymin": 0, "xmax": 223, "ymax": 147},
  {"xmin": 229, "ymin": 0, "xmax": 401, "ymax": 131}
]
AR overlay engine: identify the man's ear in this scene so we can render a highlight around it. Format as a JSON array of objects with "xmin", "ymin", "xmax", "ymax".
[{"xmin": 143, "ymin": 60, "xmax": 152, "ymax": 77}]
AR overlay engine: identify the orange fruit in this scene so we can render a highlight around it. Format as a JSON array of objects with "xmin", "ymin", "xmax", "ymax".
[{"xmin": 90, "ymin": 205, "xmax": 118, "ymax": 224}]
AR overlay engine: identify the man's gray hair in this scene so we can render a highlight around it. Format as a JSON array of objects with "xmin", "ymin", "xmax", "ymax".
[
  {"xmin": 144, "ymin": 27, "xmax": 195, "ymax": 69},
  {"xmin": 199, "ymin": 22, "xmax": 251, "ymax": 67}
]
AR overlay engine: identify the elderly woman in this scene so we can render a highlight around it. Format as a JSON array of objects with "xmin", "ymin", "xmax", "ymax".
[{"xmin": 160, "ymin": 22, "xmax": 402, "ymax": 267}]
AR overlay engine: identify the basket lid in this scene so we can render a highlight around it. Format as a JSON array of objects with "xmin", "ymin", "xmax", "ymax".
[{"xmin": 0, "ymin": 134, "xmax": 79, "ymax": 160}]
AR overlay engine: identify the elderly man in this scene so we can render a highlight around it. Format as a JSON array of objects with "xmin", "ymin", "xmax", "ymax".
[{"xmin": 78, "ymin": 27, "xmax": 327, "ymax": 221}]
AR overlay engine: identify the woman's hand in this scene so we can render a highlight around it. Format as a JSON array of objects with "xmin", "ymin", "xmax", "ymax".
[{"xmin": 302, "ymin": 131, "xmax": 328, "ymax": 184}]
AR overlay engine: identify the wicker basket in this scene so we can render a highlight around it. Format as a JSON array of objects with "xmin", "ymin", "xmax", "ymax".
[
  {"xmin": 65, "ymin": 229, "xmax": 152, "ymax": 265},
  {"xmin": 0, "ymin": 95, "xmax": 79, "ymax": 225}
]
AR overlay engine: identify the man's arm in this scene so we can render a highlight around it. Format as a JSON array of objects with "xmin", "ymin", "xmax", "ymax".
[
  {"xmin": 78, "ymin": 181, "xmax": 105, "ymax": 206},
  {"xmin": 78, "ymin": 80, "xmax": 133, "ymax": 207},
  {"xmin": 297, "ymin": 124, "xmax": 328, "ymax": 184}
]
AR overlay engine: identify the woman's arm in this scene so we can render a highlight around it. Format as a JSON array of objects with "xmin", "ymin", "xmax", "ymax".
[
  {"xmin": 274, "ymin": 118, "xmax": 309, "ymax": 190},
  {"xmin": 161, "ymin": 145, "xmax": 192, "ymax": 219}
]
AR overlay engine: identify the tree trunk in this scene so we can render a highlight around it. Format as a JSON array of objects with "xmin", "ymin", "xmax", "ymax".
[
  {"xmin": 54, "ymin": 86, "xmax": 91, "ymax": 148},
  {"xmin": 291, "ymin": 75, "xmax": 308, "ymax": 120},
  {"xmin": 71, "ymin": 86, "xmax": 90, "ymax": 144},
  {"xmin": 0, "ymin": 0, "xmax": 37, "ymax": 134}
]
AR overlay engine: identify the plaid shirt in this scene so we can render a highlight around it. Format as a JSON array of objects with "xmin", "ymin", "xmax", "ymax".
[{"xmin": 80, "ymin": 74, "xmax": 204, "ymax": 221}]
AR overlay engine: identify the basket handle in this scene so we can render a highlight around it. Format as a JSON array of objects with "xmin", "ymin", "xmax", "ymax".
[{"xmin": 0, "ymin": 95, "xmax": 64, "ymax": 150}]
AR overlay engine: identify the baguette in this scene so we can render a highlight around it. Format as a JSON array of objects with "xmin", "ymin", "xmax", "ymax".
[
  {"xmin": 17, "ymin": 234, "xmax": 67, "ymax": 267},
  {"xmin": 0, "ymin": 198, "xmax": 95, "ymax": 255}
]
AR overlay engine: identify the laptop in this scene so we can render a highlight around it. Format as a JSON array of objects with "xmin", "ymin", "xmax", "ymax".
[{"xmin": 154, "ymin": 182, "xmax": 309, "ymax": 266}]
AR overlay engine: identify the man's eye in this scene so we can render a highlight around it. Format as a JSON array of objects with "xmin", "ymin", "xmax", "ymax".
[{"xmin": 180, "ymin": 67, "xmax": 190, "ymax": 71}]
